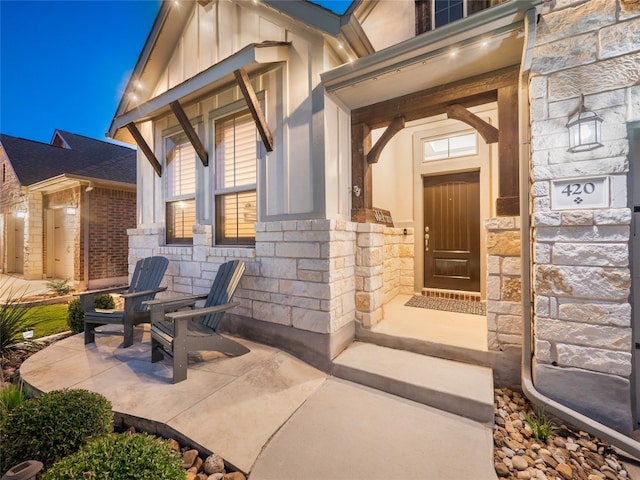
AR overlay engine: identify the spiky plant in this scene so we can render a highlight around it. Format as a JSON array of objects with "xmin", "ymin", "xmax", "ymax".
[{"xmin": 0, "ymin": 281, "xmax": 36, "ymax": 355}]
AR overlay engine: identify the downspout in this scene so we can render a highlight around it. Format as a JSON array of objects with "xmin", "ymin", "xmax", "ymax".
[{"xmin": 518, "ymin": 7, "xmax": 640, "ymax": 458}]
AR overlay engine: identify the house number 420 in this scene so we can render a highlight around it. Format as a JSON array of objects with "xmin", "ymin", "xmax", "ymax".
[
  {"xmin": 551, "ymin": 177, "xmax": 608, "ymax": 210},
  {"xmin": 561, "ymin": 182, "xmax": 596, "ymax": 196}
]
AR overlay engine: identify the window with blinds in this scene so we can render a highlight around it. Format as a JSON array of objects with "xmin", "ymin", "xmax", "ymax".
[
  {"xmin": 165, "ymin": 133, "xmax": 196, "ymax": 244},
  {"xmin": 214, "ymin": 110, "xmax": 257, "ymax": 245}
]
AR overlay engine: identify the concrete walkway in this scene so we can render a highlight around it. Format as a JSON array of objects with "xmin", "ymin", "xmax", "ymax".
[
  {"xmin": 0, "ymin": 273, "xmax": 51, "ymax": 302},
  {"xmin": 19, "ymin": 325, "xmax": 497, "ymax": 479}
]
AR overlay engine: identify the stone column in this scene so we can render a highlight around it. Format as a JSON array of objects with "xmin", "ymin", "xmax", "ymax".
[
  {"xmin": 355, "ymin": 223, "xmax": 385, "ymax": 328},
  {"xmin": 529, "ymin": 0, "xmax": 639, "ymax": 433}
]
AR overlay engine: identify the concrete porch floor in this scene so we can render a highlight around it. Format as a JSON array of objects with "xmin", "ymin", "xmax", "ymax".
[
  {"xmin": 374, "ymin": 293, "xmax": 488, "ymax": 351},
  {"xmin": 19, "ymin": 318, "xmax": 497, "ymax": 478}
]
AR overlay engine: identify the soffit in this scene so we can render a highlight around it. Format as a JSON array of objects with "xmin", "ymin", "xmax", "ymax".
[{"xmin": 322, "ymin": 2, "xmax": 536, "ymax": 110}]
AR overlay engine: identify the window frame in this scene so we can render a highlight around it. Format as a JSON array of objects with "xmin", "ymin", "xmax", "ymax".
[
  {"xmin": 163, "ymin": 124, "xmax": 201, "ymax": 245},
  {"xmin": 210, "ymin": 100, "xmax": 261, "ymax": 247}
]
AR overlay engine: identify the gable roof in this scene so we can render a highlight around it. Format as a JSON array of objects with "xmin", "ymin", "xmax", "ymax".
[{"xmin": 0, "ymin": 132, "xmax": 136, "ymax": 186}]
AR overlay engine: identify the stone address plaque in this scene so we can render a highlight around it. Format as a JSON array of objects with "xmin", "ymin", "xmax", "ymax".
[{"xmin": 551, "ymin": 176, "xmax": 609, "ymax": 210}]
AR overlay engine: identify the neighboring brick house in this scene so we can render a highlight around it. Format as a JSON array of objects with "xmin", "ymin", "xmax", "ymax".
[
  {"xmin": 0, "ymin": 130, "xmax": 136, "ymax": 289},
  {"xmin": 108, "ymin": 0, "xmax": 640, "ymax": 439}
]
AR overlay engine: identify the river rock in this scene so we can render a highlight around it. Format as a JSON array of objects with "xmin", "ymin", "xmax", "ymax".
[
  {"xmin": 204, "ymin": 454, "xmax": 226, "ymax": 475},
  {"xmin": 512, "ymin": 455, "xmax": 528, "ymax": 471}
]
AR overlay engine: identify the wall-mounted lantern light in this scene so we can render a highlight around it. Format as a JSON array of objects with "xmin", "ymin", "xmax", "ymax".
[{"xmin": 567, "ymin": 94, "xmax": 603, "ymax": 153}]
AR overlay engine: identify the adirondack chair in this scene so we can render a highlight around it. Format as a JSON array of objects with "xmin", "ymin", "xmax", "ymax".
[
  {"xmin": 147, "ymin": 259, "xmax": 248, "ymax": 383},
  {"xmin": 80, "ymin": 256, "xmax": 169, "ymax": 348}
]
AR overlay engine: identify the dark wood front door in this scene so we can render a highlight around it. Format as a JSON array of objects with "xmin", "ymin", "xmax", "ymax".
[{"xmin": 423, "ymin": 171, "xmax": 480, "ymax": 292}]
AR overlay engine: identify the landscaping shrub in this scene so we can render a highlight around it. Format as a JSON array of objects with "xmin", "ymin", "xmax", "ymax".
[
  {"xmin": 67, "ymin": 298, "xmax": 84, "ymax": 333},
  {"xmin": 0, "ymin": 389, "xmax": 113, "ymax": 471},
  {"xmin": 94, "ymin": 293, "xmax": 115, "ymax": 309},
  {"xmin": 46, "ymin": 279, "xmax": 73, "ymax": 296},
  {"xmin": 42, "ymin": 432, "xmax": 186, "ymax": 480}
]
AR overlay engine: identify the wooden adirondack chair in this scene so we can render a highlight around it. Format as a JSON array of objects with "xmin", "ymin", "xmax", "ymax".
[
  {"xmin": 80, "ymin": 256, "xmax": 169, "ymax": 348},
  {"xmin": 147, "ymin": 259, "xmax": 248, "ymax": 383}
]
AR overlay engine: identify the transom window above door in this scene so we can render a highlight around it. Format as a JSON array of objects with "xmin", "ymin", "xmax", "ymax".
[{"xmin": 423, "ymin": 131, "xmax": 477, "ymax": 161}]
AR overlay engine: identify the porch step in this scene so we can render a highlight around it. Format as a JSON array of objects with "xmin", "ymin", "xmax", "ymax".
[{"xmin": 332, "ymin": 342, "xmax": 494, "ymax": 424}]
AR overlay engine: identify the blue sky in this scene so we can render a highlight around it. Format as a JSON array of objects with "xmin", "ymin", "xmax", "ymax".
[{"xmin": 0, "ymin": 0, "xmax": 353, "ymax": 145}]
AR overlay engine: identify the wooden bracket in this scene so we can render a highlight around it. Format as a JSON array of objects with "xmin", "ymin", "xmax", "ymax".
[
  {"xmin": 366, "ymin": 115, "xmax": 405, "ymax": 164},
  {"xmin": 169, "ymin": 101, "xmax": 209, "ymax": 167},
  {"xmin": 446, "ymin": 104, "xmax": 499, "ymax": 144},
  {"xmin": 125, "ymin": 123, "xmax": 162, "ymax": 177},
  {"xmin": 234, "ymin": 68, "xmax": 274, "ymax": 152}
]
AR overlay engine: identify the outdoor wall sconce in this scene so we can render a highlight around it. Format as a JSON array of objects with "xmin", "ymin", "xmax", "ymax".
[{"xmin": 567, "ymin": 94, "xmax": 603, "ymax": 153}]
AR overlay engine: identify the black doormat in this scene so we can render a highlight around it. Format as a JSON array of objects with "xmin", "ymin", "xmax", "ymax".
[{"xmin": 404, "ymin": 295, "xmax": 486, "ymax": 316}]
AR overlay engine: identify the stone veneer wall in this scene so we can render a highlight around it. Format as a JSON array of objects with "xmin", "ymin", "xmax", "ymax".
[
  {"xmin": 355, "ymin": 224, "xmax": 415, "ymax": 328},
  {"xmin": 485, "ymin": 217, "xmax": 523, "ymax": 389},
  {"xmin": 529, "ymin": 0, "xmax": 640, "ymax": 433},
  {"xmin": 486, "ymin": 217, "xmax": 523, "ymax": 351},
  {"xmin": 128, "ymin": 219, "xmax": 358, "ymax": 369},
  {"xmin": 128, "ymin": 220, "xmax": 414, "ymax": 368}
]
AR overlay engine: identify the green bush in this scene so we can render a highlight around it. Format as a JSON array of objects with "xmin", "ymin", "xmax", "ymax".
[
  {"xmin": 94, "ymin": 294, "xmax": 115, "ymax": 309},
  {"xmin": 46, "ymin": 279, "xmax": 73, "ymax": 296},
  {"xmin": 0, "ymin": 389, "xmax": 113, "ymax": 471},
  {"xmin": 67, "ymin": 298, "xmax": 84, "ymax": 333},
  {"xmin": 42, "ymin": 432, "xmax": 186, "ymax": 480}
]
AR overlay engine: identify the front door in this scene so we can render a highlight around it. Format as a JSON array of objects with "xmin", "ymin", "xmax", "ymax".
[
  {"xmin": 53, "ymin": 208, "xmax": 74, "ymax": 280},
  {"xmin": 423, "ymin": 171, "xmax": 480, "ymax": 292}
]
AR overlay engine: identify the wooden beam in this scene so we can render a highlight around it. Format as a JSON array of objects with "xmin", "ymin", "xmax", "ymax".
[
  {"xmin": 169, "ymin": 101, "xmax": 209, "ymax": 167},
  {"xmin": 496, "ymin": 84, "xmax": 519, "ymax": 216},
  {"xmin": 352, "ymin": 65, "xmax": 518, "ymax": 128},
  {"xmin": 234, "ymin": 68, "xmax": 274, "ymax": 152},
  {"xmin": 446, "ymin": 104, "xmax": 499, "ymax": 144},
  {"xmin": 367, "ymin": 115, "xmax": 405, "ymax": 164},
  {"xmin": 351, "ymin": 122, "xmax": 371, "ymax": 217},
  {"xmin": 125, "ymin": 123, "xmax": 162, "ymax": 177}
]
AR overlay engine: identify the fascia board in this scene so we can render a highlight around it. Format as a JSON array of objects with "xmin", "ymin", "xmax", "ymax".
[{"xmin": 109, "ymin": 42, "xmax": 290, "ymax": 137}]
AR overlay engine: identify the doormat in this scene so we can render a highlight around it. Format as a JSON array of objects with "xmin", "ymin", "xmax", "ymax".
[{"xmin": 404, "ymin": 295, "xmax": 486, "ymax": 316}]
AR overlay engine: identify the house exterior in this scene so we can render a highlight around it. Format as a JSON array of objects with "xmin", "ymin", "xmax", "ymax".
[
  {"xmin": 108, "ymin": 0, "xmax": 640, "ymax": 435},
  {"xmin": 0, "ymin": 130, "xmax": 137, "ymax": 289}
]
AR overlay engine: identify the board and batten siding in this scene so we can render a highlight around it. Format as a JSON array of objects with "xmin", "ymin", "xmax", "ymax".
[{"xmin": 134, "ymin": 0, "xmax": 349, "ymax": 225}]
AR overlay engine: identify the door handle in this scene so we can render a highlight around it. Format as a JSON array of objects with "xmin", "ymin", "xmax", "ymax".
[{"xmin": 424, "ymin": 226, "xmax": 430, "ymax": 252}]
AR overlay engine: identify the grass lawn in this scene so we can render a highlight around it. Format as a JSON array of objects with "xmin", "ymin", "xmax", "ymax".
[{"xmin": 22, "ymin": 303, "xmax": 69, "ymax": 339}]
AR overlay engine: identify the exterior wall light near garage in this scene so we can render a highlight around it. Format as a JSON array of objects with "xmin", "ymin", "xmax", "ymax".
[{"xmin": 567, "ymin": 94, "xmax": 603, "ymax": 152}]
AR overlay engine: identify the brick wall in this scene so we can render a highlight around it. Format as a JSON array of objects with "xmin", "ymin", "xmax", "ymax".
[{"xmin": 85, "ymin": 188, "xmax": 136, "ymax": 281}]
